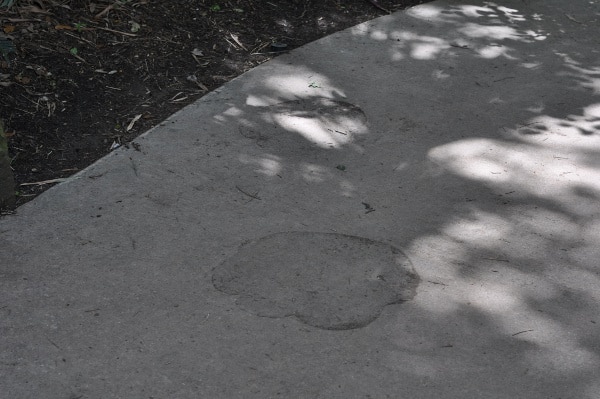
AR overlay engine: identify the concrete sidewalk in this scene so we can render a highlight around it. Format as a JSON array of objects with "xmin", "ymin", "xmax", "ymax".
[{"xmin": 2, "ymin": 0, "xmax": 599, "ymax": 397}]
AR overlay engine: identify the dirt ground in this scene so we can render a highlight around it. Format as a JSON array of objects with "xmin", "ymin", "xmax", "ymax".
[{"xmin": 0, "ymin": 0, "xmax": 428, "ymax": 209}]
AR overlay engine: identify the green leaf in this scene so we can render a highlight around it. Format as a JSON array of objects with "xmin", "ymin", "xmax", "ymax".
[
  {"xmin": 0, "ymin": 38, "xmax": 15, "ymax": 54},
  {"xmin": 73, "ymin": 22, "xmax": 87, "ymax": 31},
  {"xmin": 0, "ymin": 0, "xmax": 16, "ymax": 9},
  {"xmin": 130, "ymin": 21, "xmax": 141, "ymax": 33},
  {"xmin": 0, "ymin": 38, "xmax": 15, "ymax": 63}
]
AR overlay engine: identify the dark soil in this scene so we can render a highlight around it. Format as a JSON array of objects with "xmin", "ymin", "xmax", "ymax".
[{"xmin": 0, "ymin": 0, "xmax": 428, "ymax": 209}]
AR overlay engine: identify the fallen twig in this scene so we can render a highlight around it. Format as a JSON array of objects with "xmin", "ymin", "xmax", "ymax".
[
  {"xmin": 62, "ymin": 31, "xmax": 96, "ymax": 47},
  {"xmin": 126, "ymin": 114, "xmax": 142, "ymax": 131},
  {"xmin": 229, "ymin": 33, "xmax": 247, "ymax": 51},
  {"xmin": 512, "ymin": 329, "xmax": 533, "ymax": 336},
  {"xmin": 94, "ymin": 2, "xmax": 119, "ymax": 19},
  {"xmin": 493, "ymin": 76, "xmax": 516, "ymax": 83},
  {"xmin": 250, "ymin": 50, "xmax": 289, "ymax": 55},
  {"xmin": 427, "ymin": 280, "xmax": 448, "ymax": 286},
  {"xmin": 69, "ymin": 50, "xmax": 86, "ymax": 63},
  {"xmin": 565, "ymin": 14, "xmax": 583, "ymax": 24},
  {"xmin": 365, "ymin": 0, "xmax": 390, "ymax": 13},
  {"xmin": 95, "ymin": 26, "xmax": 137, "ymax": 37},
  {"xmin": 20, "ymin": 178, "xmax": 67, "ymax": 186},
  {"xmin": 6, "ymin": 18, "xmax": 43, "ymax": 22},
  {"xmin": 236, "ymin": 185, "xmax": 261, "ymax": 200}
]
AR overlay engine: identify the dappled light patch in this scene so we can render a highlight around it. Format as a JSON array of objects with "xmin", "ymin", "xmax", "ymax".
[
  {"xmin": 467, "ymin": 283, "xmax": 521, "ymax": 313},
  {"xmin": 429, "ymin": 116, "xmax": 600, "ymax": 202},
  {"xmin": 557, "ymin": 55, "xmax": 600, "ymax": 95},
  {"xmin": 369, "ymin": 29, "xmax": 389, "ymax": 41},
  {"xmin": 237, "ymin": 97, "xmax": 368, "ymax": 152},
  {"xmin": 410, "ymin": 40, "xmax": 447, "ymax": 60},
  {"xmin": 442, "ymin": 212, "xmax": 512, "ymax": 247},
  {"xmin": 238, "ymin": 153, "xmax": 282, "ymax": 177},
  {"xmin": 300, "ymin": 163, "xmax": 333, "ymax": 183},
  {"xmin": 266, "ymin": 74, "xmax": 338, "ymax": 96},
  {"xmin": 374, "ymin": 1, "xmax": 550, "ymax": 65},
  {"xmin": 476, "ymin": 44, "xmax": 512, "ymax": 59},
  {"xmin": 512, "ymin": 103, "xmax": 600, "ymax": 138},
  {"xmin": 459, "ymin": 23, "xmax": 526, "ymax": 41},
  {"xmin": 432, "ymin": 69, "xmax": 451, "ymax": 79},
  {"xmin": 407, "ymin": 220, "xmax": 600, "ymax": 379},
  {"xmin": 525, "ymin": 344, "xmax": 600, "ymax": 375},
  {"xmin": 428, "ymin": 138, "xmax": 513, "ymax": 183}
]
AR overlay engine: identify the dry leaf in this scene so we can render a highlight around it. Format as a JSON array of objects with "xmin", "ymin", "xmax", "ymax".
[
  {"xmin": 15, "ymin": 75, "xmax": 31, "ymax": 84},
  {"xmin": 94, "ymin": 3, "xmax": 116, "ymax": 19},
  {"xmin": 126, "ymin": 114, "xmax": 142, "ymax": 131},
  {"xmin": 21, "ymin": 5, "xmax": 51, "ymax": 14},
  {"xmin": 55, "ymin": 25, "xmax": 73, "ymax": 30},
  {"xmin": 3, "ymin": 25, "xmax": 15, "ymax": 33},
  {"xmin": 26, "ymin": 65, "xmax": 50, "ymax": 76},
  {"xmin": 130, "ymin": 21, "xmax": 140, "ymax": 33}
]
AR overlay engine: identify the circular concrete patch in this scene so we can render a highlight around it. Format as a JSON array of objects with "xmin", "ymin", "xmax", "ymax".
[{"xmin": 212, "ymin": 232, "xmax": 419, "ymax": 330}]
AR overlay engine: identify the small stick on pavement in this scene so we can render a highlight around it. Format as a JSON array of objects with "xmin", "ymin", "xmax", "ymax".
[
  {"xmin": 236, "ymin": 185, "xmax": 261, "ymax": 200},
  {"xmin": 565, "ymin": 14, "xmax": 583, "ymax": 24},
  {"xmin": 512, "ymin": 329, "xmax": 534, "ymax": 336}
]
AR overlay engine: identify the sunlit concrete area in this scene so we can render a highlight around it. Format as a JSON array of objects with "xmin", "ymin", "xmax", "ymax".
[{"xmin": 1, "ymin": 0, "xmax": 599, "ymax": 397}]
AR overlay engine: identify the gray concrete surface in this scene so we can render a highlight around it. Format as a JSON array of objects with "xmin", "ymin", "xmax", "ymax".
[{"xmin": 2, "ymin": 0, "xmax": 600, "ymax": 397}]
